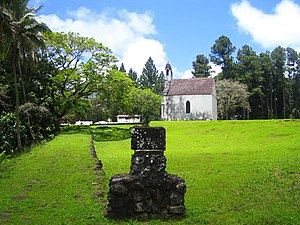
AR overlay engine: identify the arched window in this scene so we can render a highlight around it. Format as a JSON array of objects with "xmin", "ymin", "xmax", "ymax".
[{"xmin": 186, "ymin": 101, "xmax": 191, "ymax": 114}]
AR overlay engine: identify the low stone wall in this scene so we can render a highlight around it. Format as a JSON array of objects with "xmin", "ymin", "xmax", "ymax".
[{"xmin": 106, "ymin": 127, "xmax": 186, "ymax": 220}]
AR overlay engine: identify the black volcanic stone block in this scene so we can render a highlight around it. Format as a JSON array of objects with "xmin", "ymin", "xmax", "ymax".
[
  {"xmin": 131, "ymin": 127, "xmax": 166, "ymax": 150},
  {"xmin": 106, "ymin": 126, "xmax": 186, "ymax": 220}
]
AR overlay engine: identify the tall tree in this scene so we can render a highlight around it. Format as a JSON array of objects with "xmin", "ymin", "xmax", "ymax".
[
  {"xmin": 210, "ymin": 35, "xmax": 236, "ymax": 79},
  {"xmin": 236, "ymin": 45, "xmax": 264, "ymax": 118},
  {"xmin": 0, "ymin": 1, "xmax": 22, "ymax": 148},
  {"xmin": 128, "ymin": 68, "xmax": 138, "ymax": 84},
  {"xmin": 138, "ymin": 57, "xmax": 164, "ymax": 95},
  {"xmin": 0, "ymin": 0, "xmax": 49, "ymax": 148},
  {"xmin": 15, "ymin": 8, "xmax": 49, "ymax": 142},
  {"xmin": 42, "ymin": 32, "xmax": 116, "ymax": 128},
  {"xmin": 192, "ymin": 54, "xmax": 211, "ymax": 78},
  {"xmin": 286, "ymin": 47, "xmax": 299, "ymax": 115},
  {"xmin": 271, "ymin": 46, "xmax": 286, "ymax": 118},
  {"xmin": 119, "ymin": 63, "xmax": 126, "ymax": 73},
  {"xmin": 259, "ymin": 51, "xmax": 275, "ymax": 118},
  {"xmin": 293, "ymin": 66, "xmax": 300, "ymax": 115}
]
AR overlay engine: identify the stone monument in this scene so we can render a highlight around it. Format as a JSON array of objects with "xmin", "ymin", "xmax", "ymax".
[{"xmin": 106, "ymin": 127, "xmax": 186, "ymax": 220}]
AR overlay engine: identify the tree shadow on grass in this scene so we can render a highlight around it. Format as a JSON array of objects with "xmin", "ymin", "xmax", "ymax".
[
  {"xmin": 60, "ymin": 126, "xmax": 91, "ymax": 135},
  {"xmin": 60, "ymin": 126, "xmax": 131, "ymax": 142},
  {"xmin": 92, "ymin": 126, "xmax": 131, "ymax": 142}
]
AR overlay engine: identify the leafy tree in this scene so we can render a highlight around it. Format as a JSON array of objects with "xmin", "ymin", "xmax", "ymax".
[
  {"xmin": 130, "ymin": 88, "xmax": 161, "ymax": 125},
  {"xmin": 88, "ymin": 70, "xmax": 162, "ymax": 123},
  {"xmin": 93, "ymin": 69, "xmax": 136, "ymax": 120},
  {"xmin": 216, "ymin": 79, "xmax": 250, "ymax": 120},
  {"xmin": 210, "ymin": 35, "xmax": 236, "ymax": 79},
  {"xmin": 192, "ymin": 54, "xmax": 211, "ymax": 78},
  {"xmin": 42, "ymin": 32, "xmax": 116, "ymax": 128},
  {"xmin": 138, "ymin": 57, "xmax": 165, "ymax": 95}
]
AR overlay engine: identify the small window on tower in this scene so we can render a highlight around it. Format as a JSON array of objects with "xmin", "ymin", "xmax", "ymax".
[{"xmin": 186, "ymin": 101, "xmax": 191, "ymax": 114}]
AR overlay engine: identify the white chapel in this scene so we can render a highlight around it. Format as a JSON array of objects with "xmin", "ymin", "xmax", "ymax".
[{"xmin": 161, "ymin": 62, "xmax": 217, "ymax": 120}]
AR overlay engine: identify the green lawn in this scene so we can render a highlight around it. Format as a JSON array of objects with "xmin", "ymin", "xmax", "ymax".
[
  {"xmin": 0, "ymin": 132, "xmax": 108, "ymax": 224},
  {"xmin": 0, "ymin": 120, "xmax": 299, "ymax": 224},
  {"xmin": 95, "ymin": 120, "xmax": 300, "ymax": 224}
]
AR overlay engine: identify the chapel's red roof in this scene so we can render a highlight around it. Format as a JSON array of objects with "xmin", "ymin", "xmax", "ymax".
[{"xmin": 165, "ymin": 77, "xmax": 214, "ymax": 96}]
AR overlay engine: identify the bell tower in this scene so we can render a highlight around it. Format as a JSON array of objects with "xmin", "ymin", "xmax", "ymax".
[{"xmin": 165, "ymin": 61, "xmax": 173, "ymax": 84}]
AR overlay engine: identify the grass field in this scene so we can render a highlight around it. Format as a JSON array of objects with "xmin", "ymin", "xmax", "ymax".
[
  {"xmin": 95, "ymin": 120, "xmax": 300, "ymax": 224},
  {"xmin": 0, "ymin": 120, "xmax": 299, "ymax": 224},
  {"xmin": 0, "ymin": 132, "xmax": 108, "ymax": 224}
]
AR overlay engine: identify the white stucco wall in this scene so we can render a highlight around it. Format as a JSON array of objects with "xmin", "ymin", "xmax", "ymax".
[
  {"xmin": 211, "ymin": 83, "xmax": 218, "ymax": 120},
  {"xmin": 161, "ymin": 94, "xmax": 217, "ymax": 120}
]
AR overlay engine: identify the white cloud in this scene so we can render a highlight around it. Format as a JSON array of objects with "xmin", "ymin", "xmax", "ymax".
[
  {"xmin": 122, "ymin": 38, "xmax": 167, "ymax": 74},
  {"xmin": 231, "ymin": 0, "xmax": 300, "ymax": 50},
  {"xmin": 38, "ymin": 7, "xmax": 167, "ymax": 75},
  {"xmin": 180, "ymin": 62, "xmax": 221, "ymax": 79},
  {"xmin": 210, "ymin": 62, "xmax": 222, "ymax": 77},
  {"xmin": 118, "ymin": 10, "xmax": 156, "ymax": 35},
  {"xmin": 182, "ymin": 69, "xmax": 193, "ymax": 79}
]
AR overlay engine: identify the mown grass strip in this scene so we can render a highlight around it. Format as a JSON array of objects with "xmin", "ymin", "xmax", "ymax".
[{"xmin": 0, "ymin": 132, "xmax": 109, "ymax": 224}]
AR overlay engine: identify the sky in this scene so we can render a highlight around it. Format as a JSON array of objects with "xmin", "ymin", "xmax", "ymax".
[{"xmin": 29, "ymin": 0, "xmax": 300, "ymax": 79}]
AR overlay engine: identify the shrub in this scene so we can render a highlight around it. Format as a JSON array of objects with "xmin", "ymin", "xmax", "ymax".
[
  {"xmin": 0, "ymin": 112, "xmax": 27, "ymax": 154},
  {"xmin": 20, "ymin": 103, "xmax": 53, "ymax": 140}
]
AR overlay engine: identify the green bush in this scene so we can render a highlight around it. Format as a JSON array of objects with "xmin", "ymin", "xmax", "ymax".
[
  {"xmin": 0, "ymin": 112, "xmax": 27, "ymax": 154},
  {"xmin": 20, "ymin": 103, "xmax": 53, "ymax": 140}
]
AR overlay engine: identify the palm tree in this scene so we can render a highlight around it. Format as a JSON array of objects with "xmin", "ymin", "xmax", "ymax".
[
  {"xmin": 0, "ymin": 0, "xmax": 50, "ymax": 148},
  {"xmin": 15, "ymin": 6, "xmax": 50, "ymax": 143},
  {"xmin": 0, "ymin": 3, "xmax": 22, "ymax": 148}
]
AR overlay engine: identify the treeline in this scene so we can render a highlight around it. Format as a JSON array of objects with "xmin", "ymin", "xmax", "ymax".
[
  {"xmin": 0, "ymin": 1, "xmax": 163, "ymax": 154},
  {"xmin": 193, "ymin": 35, "xmax": 300, "ymax": 120}
]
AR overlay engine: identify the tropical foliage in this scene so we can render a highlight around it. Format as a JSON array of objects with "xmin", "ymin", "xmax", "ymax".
[
  {"xmin": 0, "ymin": 0, "xmax": 50, "ymax": 148},
  {"xmin": 0, "ymin": 1, "xmax": 161, "ymax": 154}
]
